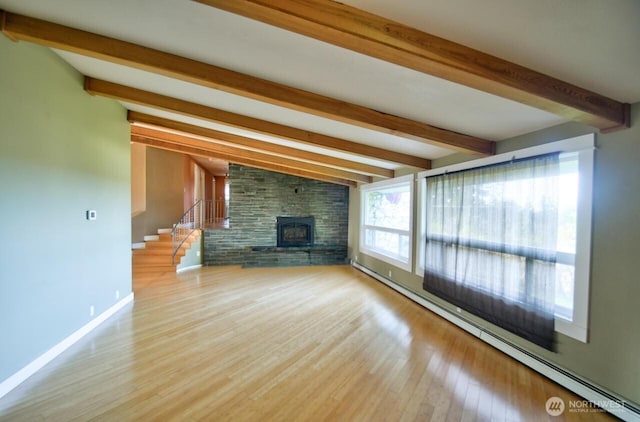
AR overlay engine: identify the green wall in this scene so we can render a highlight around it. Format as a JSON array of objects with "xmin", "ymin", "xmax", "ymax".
[
  {"xmin": 349, "ymin": 103, "xmax": 640, "ymax": 405},
  {"xmin": 0, "ymin": 37, "xmax": 131, "ymax": 382},
  {"xmin": 177, "ymin": 235, "xmax": 203, "ymax": 271}
]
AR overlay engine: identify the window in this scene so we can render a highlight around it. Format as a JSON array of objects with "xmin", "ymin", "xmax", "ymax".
[
  {"xmin": 360, "ymin": 174, "xmax": 414, "ymax": 271},
  {"xmin": 417, "ymin": 134, "xmax": 594, "ymax": 343}
]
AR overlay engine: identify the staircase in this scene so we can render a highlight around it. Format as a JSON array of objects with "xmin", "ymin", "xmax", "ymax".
[{"xmin": 132, "ymin": 228, "xmax": 201, "ymax": 274}]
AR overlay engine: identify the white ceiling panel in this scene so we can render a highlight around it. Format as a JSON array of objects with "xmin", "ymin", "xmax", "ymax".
[
  {"xmin": 1, "ymin": 0, "xmax": 637, "ymax": 179},
  {"xmin": 124, "ymin": 103, "xmax": 404, "ymax": 169},
  {"xmin": 57, "ymin": 51, "xmax": 454, "ymax": 160}
]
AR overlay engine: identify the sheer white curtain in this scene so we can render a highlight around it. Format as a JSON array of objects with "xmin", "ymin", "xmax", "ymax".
[{"xmin": 423, "ymin": 153, "xmax": 560, "ymax": 350}]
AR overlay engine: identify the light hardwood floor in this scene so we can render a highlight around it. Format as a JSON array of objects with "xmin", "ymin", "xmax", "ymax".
[{"xmin": 0, "ymin": 265, "xmax": 614, "ymax": 421}]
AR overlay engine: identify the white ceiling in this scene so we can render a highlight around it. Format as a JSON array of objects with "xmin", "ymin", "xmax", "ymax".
[{"xmin": 1, "ymin": 0, "xmax": 638, "ymax": 174}]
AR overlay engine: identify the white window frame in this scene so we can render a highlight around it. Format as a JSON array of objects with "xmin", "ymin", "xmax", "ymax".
[
  {"xmin": 360, "ymin": 174, "xmax": 414, "ymax": 272},
  {"xmin": 416, "ymin": 134, "xmax": 594, "ymax": 343}
]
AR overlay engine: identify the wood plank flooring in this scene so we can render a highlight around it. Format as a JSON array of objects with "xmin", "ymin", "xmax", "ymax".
[{"xmin": 0, "ymin": 265, "xmax": 615, "ymax": 421}]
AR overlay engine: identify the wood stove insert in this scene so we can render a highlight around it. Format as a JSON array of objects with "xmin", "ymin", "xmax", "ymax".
[{"xmin": 277, "ymin": 216, "xmax": 315, "ymax": 247}]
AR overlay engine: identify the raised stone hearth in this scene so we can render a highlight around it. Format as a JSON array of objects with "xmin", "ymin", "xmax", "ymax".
[{"xmin": 246, "ymin": 245, "xmax": 347, "ymax": 268}]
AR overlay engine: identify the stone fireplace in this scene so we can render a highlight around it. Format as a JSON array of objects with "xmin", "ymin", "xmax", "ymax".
[
  {"xmin": 204, "ymin": 165, "xmax": 348, "ymax": 267},
  {"xmin": 277, "ymin": 216, "xmax": 315, "ymax": 247}
]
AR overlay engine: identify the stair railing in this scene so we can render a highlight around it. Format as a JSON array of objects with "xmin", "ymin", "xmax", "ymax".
[
  {"xmin": 203, "ymin": 199, "xmax": 229, "ymax": 228},
  {"xmin": 172, "ymin": 199, "xmax": 230, "ymax": 264},
  {"xmin": 172, "ymin": 199, "xmax": 203, "ymax": 264}
]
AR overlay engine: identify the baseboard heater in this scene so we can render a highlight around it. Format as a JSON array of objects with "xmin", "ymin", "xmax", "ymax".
[{"xmin": 352, "ymin": 261, "xmax": 640, "ymax": 422}]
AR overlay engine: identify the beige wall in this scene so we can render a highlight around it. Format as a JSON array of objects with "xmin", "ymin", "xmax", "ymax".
[
  {"xmin": 349, "ymin": 103, "xmax": 640, "ymax": 405},
  {"xmin": 131, "ymin": 148, "xmax": 185, "ymax": 242},
  {"xmin": 130, "ymin": 143, "xmax": 146, "ymax": 217},
  {"xmin": 214, "ymin": 176, "xmax": 227, "ymax": 219}
]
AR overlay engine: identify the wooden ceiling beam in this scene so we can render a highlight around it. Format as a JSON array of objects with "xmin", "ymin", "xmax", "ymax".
[
  {"xmin": 130, "ymin": 124, "xmax": 371, "ymax": 184},
  {"xmin": 0, "ymin": 10, "xmax": 493, "ymax": 155},
  {"xmin": 127, "ymin": 111, "xmax": 392, "ymax": 178},
  {"xmin": 87, "ymin": 79, "xmax": 427, "ymax": 171},
  {"xmin": 86, "ymin": 78, "xmax": 427, "ymax": 169},
  {"xmin": 195, "ymin": 0, "xmax": 630, "ymax": 132},
  {"xmin": 132, "ymin": 135, "xmax": 357, "ymax": 187}
]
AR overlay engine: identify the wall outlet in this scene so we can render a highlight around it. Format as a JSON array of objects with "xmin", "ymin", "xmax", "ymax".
[
  {"xmin": 388, "ymin": 270, "xmax": 392, "ymax": 278},
  {"xmin": 89, "ymin": 305, "xmax": 95, "ymax": 317},
  {"xmin": 456, "ymin": 307, "xmax": 462, "ymax": 313},
  {"xmin": 115, "ymin": 290, "xmax": 120, "ymax": 300},
  {"xmin": 86, "ymin": 210, "xmax": 97, "ymax": 220},
  {"xmin": 196, "ymin": 251, "xmax": 200, "ymax": 257},
  {"xmin": 355, "ymin": 255, "xmax": 358, "ymax": 261}
]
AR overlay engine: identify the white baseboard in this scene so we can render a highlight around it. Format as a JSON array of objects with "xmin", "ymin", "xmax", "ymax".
[
  {"xmin": 351, "ymin": 262, "xmax": 639, "ymax": 422},
  {"xmin": 177, "ymin": 264, "xmax": 202, "ymax": 273},
  {"xmin": 0, "ymin": 293, "xmax": 134, "ymax": 400}
]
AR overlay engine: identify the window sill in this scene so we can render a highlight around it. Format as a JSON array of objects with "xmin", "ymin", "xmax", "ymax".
[{"xmin": 555, "ymin": 318, "xmax": 588, "ymax": 343}]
